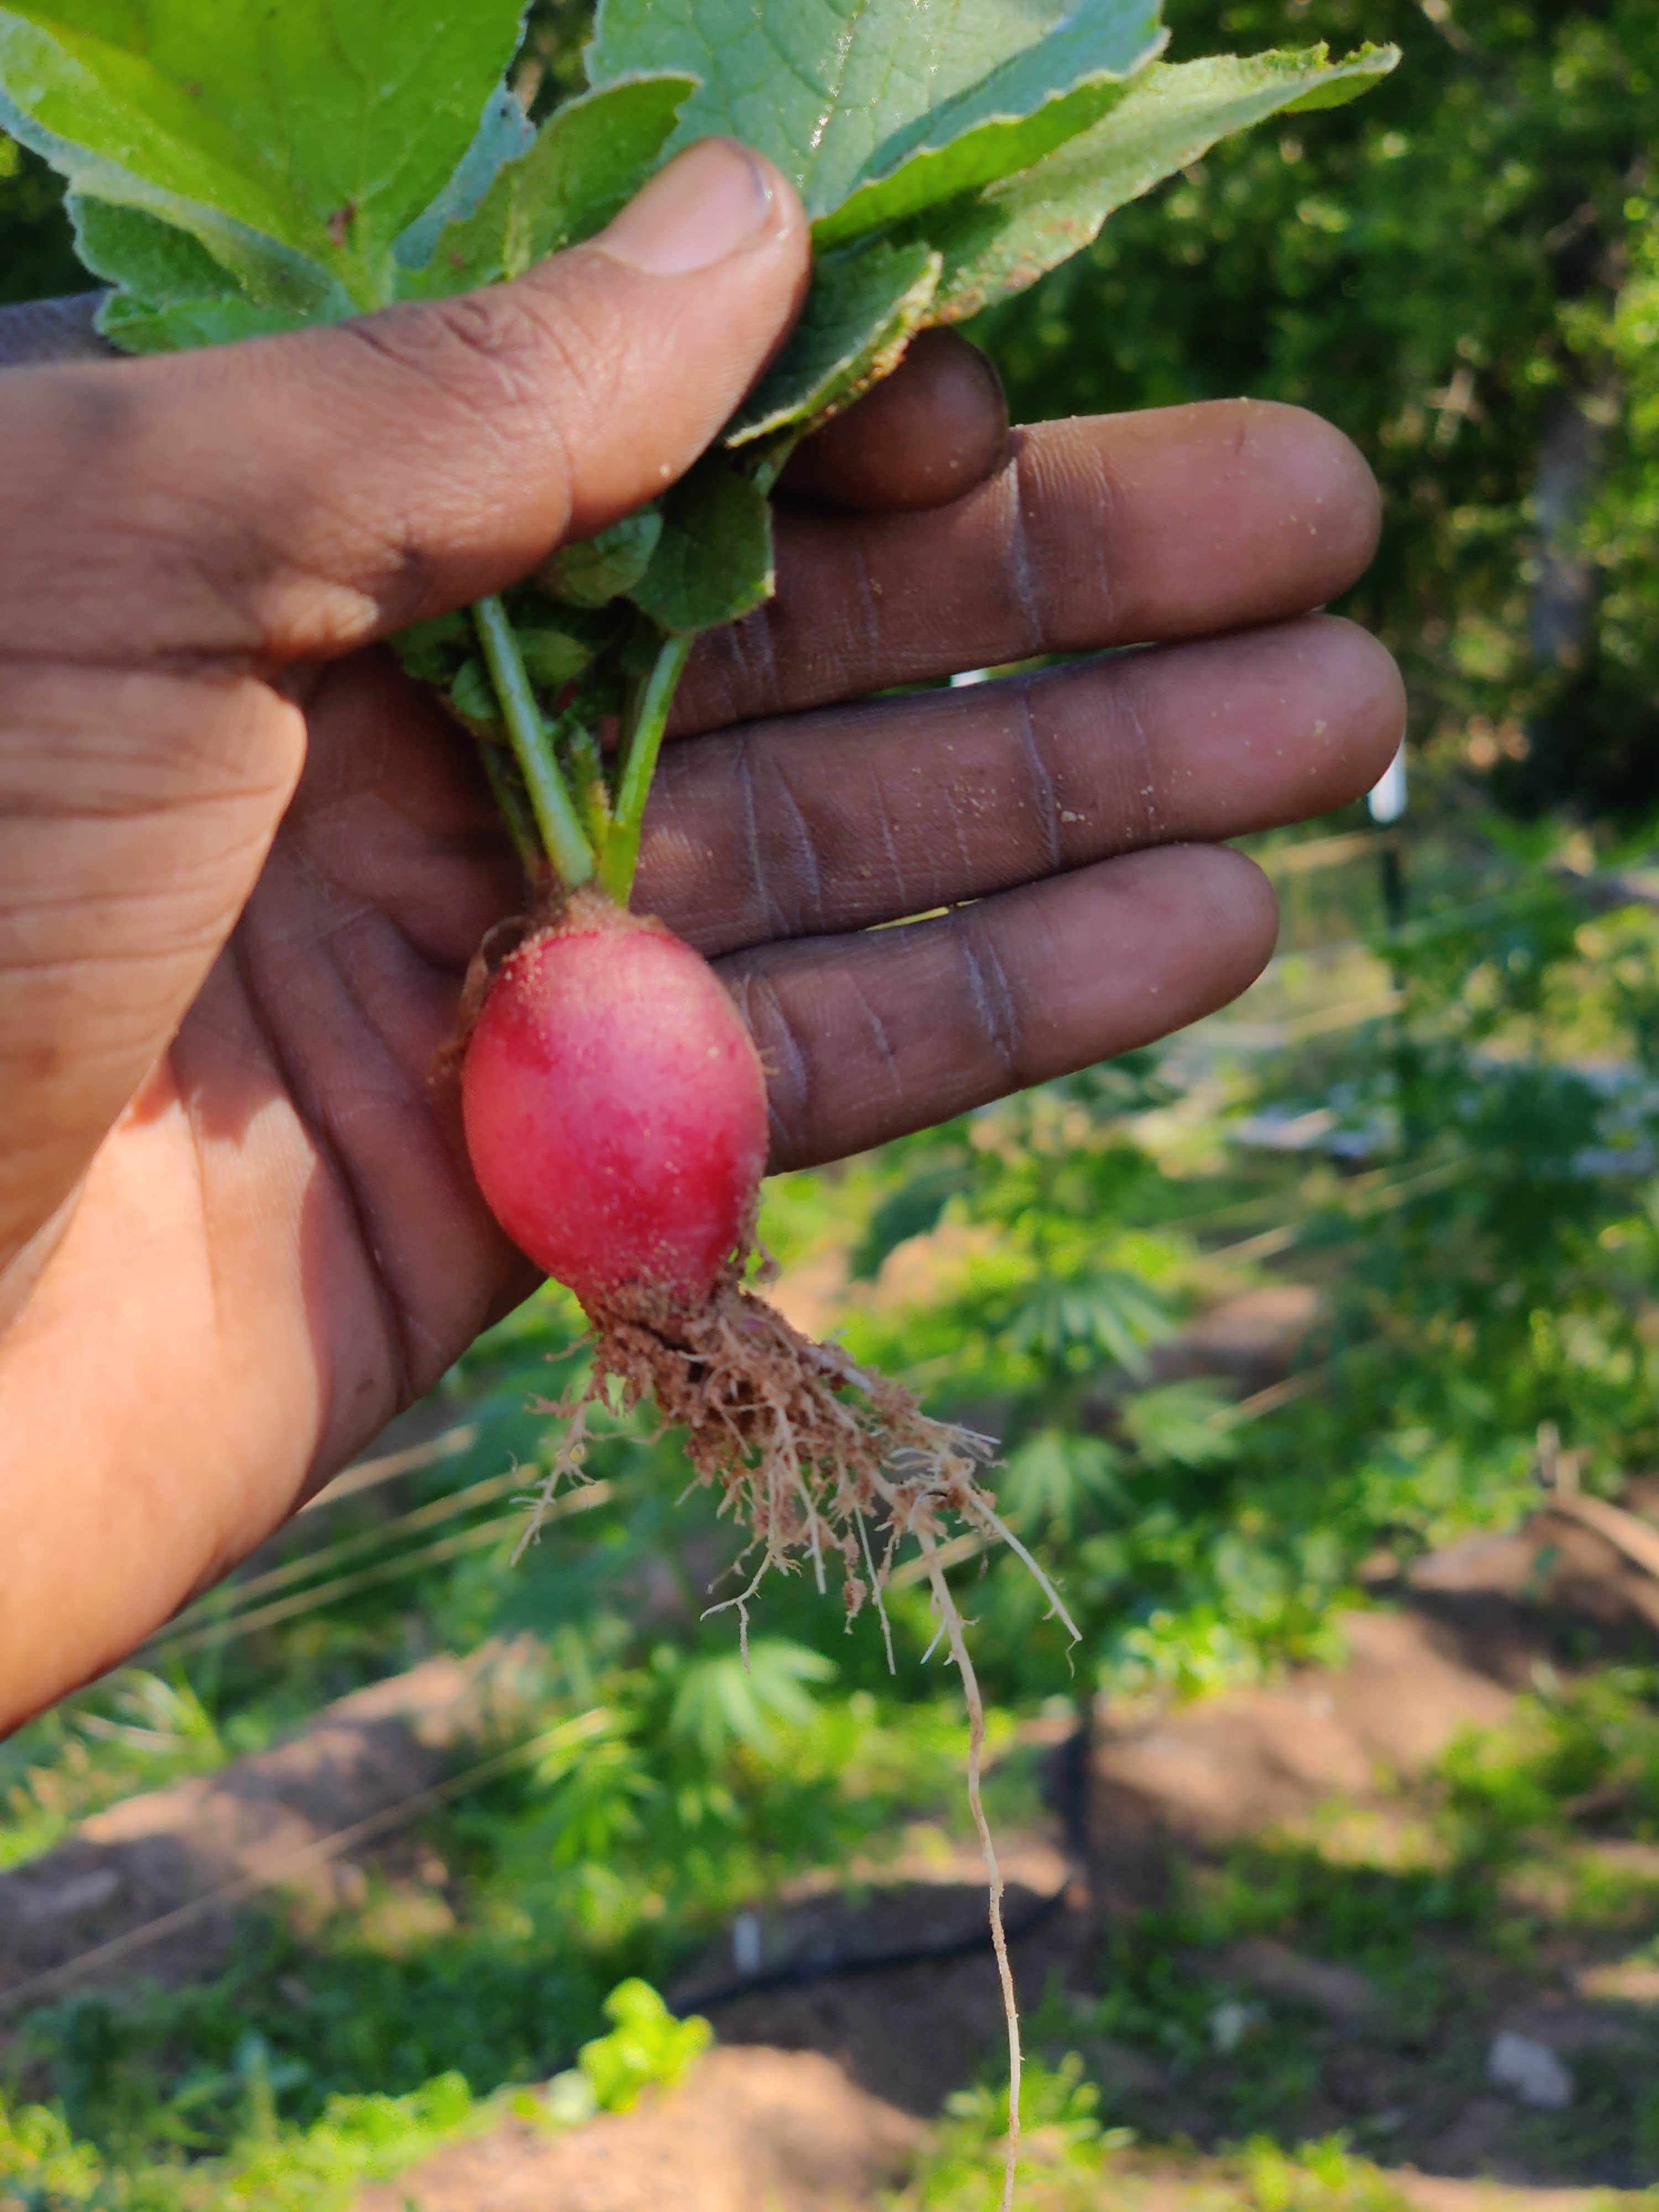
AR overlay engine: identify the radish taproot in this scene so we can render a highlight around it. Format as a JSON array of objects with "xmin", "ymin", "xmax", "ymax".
[{"xmin": 456, "ymin": 879, "xmax": 1068, "ymax": 2203}]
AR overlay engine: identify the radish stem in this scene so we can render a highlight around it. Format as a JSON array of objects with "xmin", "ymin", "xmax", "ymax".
[
  {"xmin": 601, "ymin": 630, "xmax": 694, "ymax": 904},
  {"xmin": 473, "ymin": 737, "xmax": 542, "ymax": 881},
  {"xmin": 473, "ymin": 596, "xmax": 594, "ymax": 889}
]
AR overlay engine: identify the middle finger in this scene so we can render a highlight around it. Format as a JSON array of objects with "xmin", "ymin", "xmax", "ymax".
[{"xmin": 676, "ymin": 400, "xmax": 1381, "ymax": 734}]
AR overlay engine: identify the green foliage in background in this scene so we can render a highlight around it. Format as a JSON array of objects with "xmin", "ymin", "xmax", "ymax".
[
  {"xmin": 0, "ymin": 1975, "xmax": 709, "ymax": 2208},
  {"xmin": 977, "ymin": 0, "xmax": 1659, "ymax": 816}
]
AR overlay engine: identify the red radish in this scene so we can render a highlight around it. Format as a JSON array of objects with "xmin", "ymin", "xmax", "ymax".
[
  {"xmin": 458, "ymin": 880, "xmax": 1076, "ymax": 1670},
  {"xmin": 461, "ymin": 891, "xmax": 767, "ymax": 1308}
]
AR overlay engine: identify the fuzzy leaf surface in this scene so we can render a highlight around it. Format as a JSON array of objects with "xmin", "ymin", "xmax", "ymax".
[
  {"xmin": 813, "ymin": 0, "xmax": 1165, "ymax": 250},
  {"xmin": 920, "ymin": 43, "xmax": 1400, "ymax": 322},
  {"xmin": 627, "ymin": 455, "xmax": 773, "ymax": 635},
  {"xmin": 71, "ymin": 194, "xmax": 303, "ymax": 346},
  {"xmin": 407, "ymin": 72, "xmax": 696, "ymax": 294},
  {"xmin": 586, "ymin": 0, "xmax": 1163, "ymax": 227},
  {"xmin": 728, "ymin": 235, "xmax": 941, "ymax": 447},
  {"xmin": 0, "ymin": 0, "xmax": 529, "ymax": 311}
]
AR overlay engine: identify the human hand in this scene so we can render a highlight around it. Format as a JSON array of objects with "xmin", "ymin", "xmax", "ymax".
[{"xmin": 0, "ymin": 140, "xmax": 1401, "ymax": 1729}]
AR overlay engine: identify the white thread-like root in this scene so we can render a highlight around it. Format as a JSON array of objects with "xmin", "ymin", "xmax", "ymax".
[
  {"xmin": 920, "ymin": 1528, "xmax": 1021, "ymax": 2212},
  {"xmin": 511, "ymin": 1401, "xmax": 594, "ymax": 1564}
]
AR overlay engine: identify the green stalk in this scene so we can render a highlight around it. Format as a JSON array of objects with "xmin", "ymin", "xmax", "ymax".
[
  {"xmin": 475, "ymin": 740, "xmax": 542, "ymax": 881},
  {"xmin": 598, "ymin": 630, "xmax": 694, "ymax": 905},
  {"xmin": 564, "ymin": 718, "xmax": 613, "ymax": 853},
  {"xmin": 472, "ymin": 596, "xmax": 594, "ymax": 889}
]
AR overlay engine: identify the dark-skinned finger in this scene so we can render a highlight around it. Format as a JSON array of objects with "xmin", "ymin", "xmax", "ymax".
[
  {"xmin": 677, "ymin": 400, "xmax": 1381, "ymax": 735},
  {"xmin": 0, "ymin": 139, "xmax": 808, "ymax": 665},
  {"xmin": 779, "ymin": 328, "xmax": 1009, "ymax": 512},
  {"xmin": 720, "ymin": 843, "xmax": 1277, "ymax": 1171},
  {"xmin": 0, "ymin": 293, "xmax": 114, "ymax": 369},
  {"xmin": 0, "ymin": 295, "xmax": 1012, "ymax": 518},
  {"xmin": 644, "ymin": 614, "xmax": 1402, "ymax": 957}
]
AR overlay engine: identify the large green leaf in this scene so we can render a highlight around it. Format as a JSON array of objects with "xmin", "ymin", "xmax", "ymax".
[
  {"xmin": 391, "ymin": 82, "xmax": 533, "ymax": 272},
  {"xmin": 727, "ymin": 235, "xmax": 941, "ymax": 448},
  {"xmin": 922, "ymin": 43, "xmax": 1400, "ymax": 322},
  {"xmin": 0, "ymin": 0, "xmax": 529, "ymax": 310},
  {"xmin": 586, "ymin": 0, "xmax": 1164, "ymax": 226},
  {"xmin": 814, "ymin": 0, "xmax": 1166, "ymax": 251},
  {"xmin": 408, "ymin": 72, "xmax": 696, "ymax": 295}
]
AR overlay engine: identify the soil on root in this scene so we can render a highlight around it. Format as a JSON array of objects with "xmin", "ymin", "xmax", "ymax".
[{"xmin": 519, "ymin": 1264, "xmax": 1065, "ymax": 1651}]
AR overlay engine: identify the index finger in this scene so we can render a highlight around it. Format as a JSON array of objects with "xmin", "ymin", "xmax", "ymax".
[{"xmin": 677, "ymin": 399, "xmax": 1381, "ymax": 733}]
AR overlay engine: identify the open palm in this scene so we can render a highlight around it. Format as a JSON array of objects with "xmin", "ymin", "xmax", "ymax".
[{"xmin": 0, "ymin": 193, "xmax": 1399, "ymax": 1730}]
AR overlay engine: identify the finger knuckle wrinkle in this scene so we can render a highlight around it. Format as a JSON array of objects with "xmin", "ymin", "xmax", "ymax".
[
  {"xmin": 954, "ymin": 914, "xmax": 1022, "ymax": 1083},
  {"xmin": 761, "ymin": 755, "xmax": 825, "ymax": 933},
  {"xmin": 732, "ymin": 968, "xmax": 811, "ymax": 1164},
  {"xmin": 348, "ymin": 291, "xmax": 579, "ymax": 447},
  {"xmin": 1012, "ymin": 684, "xmax": 1063, "ymax": 871}
]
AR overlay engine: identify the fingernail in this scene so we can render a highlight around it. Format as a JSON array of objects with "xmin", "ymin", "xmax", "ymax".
[{"xmin": 599, "ymin": 138, "xmax": 776, "ymax": 276}]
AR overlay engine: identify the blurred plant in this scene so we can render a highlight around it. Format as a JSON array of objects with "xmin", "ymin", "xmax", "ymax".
[
  {"xmin": 544, "ymin": 1978, "xmax": 711, "ymax": 2121},
  {"xmin": 76, "ymin": 1674, "xmax": 221, "ymax": 1760},
  {"xmin": 1238, "ymin": 2135, "xmax": 1410, "ymax": 2212},
  {"xmin": 886, "ymin": 2051, "xmax": 1129, "ymax": 2209}
]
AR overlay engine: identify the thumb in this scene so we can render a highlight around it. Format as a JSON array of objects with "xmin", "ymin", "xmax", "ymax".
[{"xmin": 0, "ymin": 138, "xmax": 808, "ymax": 666}]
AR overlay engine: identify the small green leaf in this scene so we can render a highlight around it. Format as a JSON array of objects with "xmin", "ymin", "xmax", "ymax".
[
  {"xmin": 921, "ymin": 43, "xmax": 1401, "ymax": 322},
  {"xmin": 628, "ymin": 454, "xmax": 774, "ymax": 635},
  {"xmin": 449, "ymin": 658, "xmax": 501, "ymax": 724},
  {"xmin": 540, "ymin": 509, "xmax": 665, "ymax": 609},
  {"xmin": 728, "ymin": 236, "xmax": 941, "ymax": 448},
  {"xmin": 408, "ymin": 72, "xmax": 697, "ymax": 294},
  {"xmin": 391, "ymin": 612, "xmax": 472, "ymax": 687},
  {"xmin": 72, "ymin": 195, "xmax": 306, "ymax": 347},
  {"xmin": 516, "ymin": 628, "xmax": 593, "ymax": 690},
  {"xmin": 814, "ymin": 0, "xmax": 1165, "ymax": 251},
  {"xmin": 72, "ymin": 195, "xmax": 226, "ymax": 302}
]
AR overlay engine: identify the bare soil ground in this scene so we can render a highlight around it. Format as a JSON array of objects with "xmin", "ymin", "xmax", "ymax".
[{"xmin": 0, "ymin": 1641, "xmax": 539, "ymax": 2011}]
